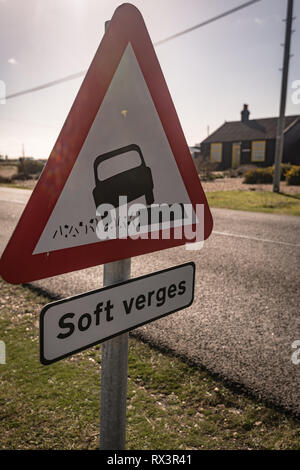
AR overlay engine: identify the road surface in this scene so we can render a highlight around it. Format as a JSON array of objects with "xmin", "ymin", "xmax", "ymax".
[{"xmin": 0, "ymin": 186, "xmax": 299, "ymax": 414}]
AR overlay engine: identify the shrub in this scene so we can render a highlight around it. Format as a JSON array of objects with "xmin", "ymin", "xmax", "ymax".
[
  {"xmin": 213, "ymin": 172, "xmax": 225, "ymax": 179},
  {"xmin": 224, "ymin": 168, "xmax": 238, "ymax": 178},
  {"xmin": 236, "ymin": 164, "xmax": 257, "ymax": 176},
  {"xmin": 285, "ymin": 166, "xmax": 300, "ymax": 186},
  {"xmin": 193, "ymin": 158, "xmax": 203, "ymax": 174},
  {"xmin": 18, "ymin": 158, "xmax": 45, "ymax": 176},
  {"xmin": 280, "ymin": 163, "xmax": 292, "ymax": 181},
  {"xmin": 243, "ymin": 167, "xmax": 273, "ymax": 184},
  {"xmin": 0, "ymin": 175, "xmax": 12, "ymax": 184},
  {"xmin": 200, "ymin": 172, "xmax": 215, "ymax": 181},
  {"xmin": 196, "ymin": 160, "xmax": 218, "ymax": 181},
  {"xmin": 12, "ymin": 172, "xmax": 31, "ymax": 181}
]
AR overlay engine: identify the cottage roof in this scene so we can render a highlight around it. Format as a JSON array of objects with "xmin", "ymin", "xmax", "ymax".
[{"xmin": 201, "ymin": 115, "xmax": 300, "ymax": 144}]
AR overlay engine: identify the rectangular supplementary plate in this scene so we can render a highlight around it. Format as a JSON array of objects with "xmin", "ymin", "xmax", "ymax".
[{"xmin": 40, "ymin": 262, "xmax": 195, "ymax": 365}]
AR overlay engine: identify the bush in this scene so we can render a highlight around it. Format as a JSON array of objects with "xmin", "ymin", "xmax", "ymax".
[
  {"xmin": 280, "ymin": 163, "xmax": 292, "ymax": 181},
  {"xmin": 12, "ymin": 172, "xmax": 32, "ymax": 181},
  {"xmin": 196, "ymin": 160, "xmax": 218, "ymax": 181},
  {"xmin": 18, "ymin": 158, "xmax": 45, "ymax": 177},
  {"xmin": 224, "ymin": 165, "xmax": 258, "ymax": 178},
  {"xmin": 243, "ymin": 167, "xmax": 274, "ymax": 184},
  {"xmin": 236, "ymin": 164, "xmax": 257, "ymax": 176},
  {"xmin": 213, "ymin": 172, "xmax": 225, "ymax": 179},
  {"xmin": 285, "ymin": 166, "xmax": 300, "ymax": 186},
  {"xmin": 0, "ymin": 175, "xmax": 12, "ymax": 184},
  {"xmin": 224, "ymin": 168, "xmax": 238, "ymax": 178},
  {"xmin": 193, "ymin": 158, "xmax": 203, "ymax": 174}
]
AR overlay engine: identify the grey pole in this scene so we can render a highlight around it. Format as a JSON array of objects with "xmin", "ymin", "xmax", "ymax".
[
  {"xmin": 273, "ymin": 0, "xmax": 294, "ymax": 193},
  {"xmin": 100, "ymin": 258, "xmax": 131, "ymax": 450},
  {"xmin": 99, "ymin": 19, "xmax": 131, "ymax": 451}
]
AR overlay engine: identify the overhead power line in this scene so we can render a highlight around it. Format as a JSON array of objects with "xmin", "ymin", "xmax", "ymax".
[
  {"xmin": 155, "ymin": 0, "xmax": 262, "ymax": 45},
  {"xmin": 5, "ymin": 0, "xmax": 262, "ymax": 101},
  {"xmin": 5, "ymin": 71, "xmax": 86, "ymax": 100}
]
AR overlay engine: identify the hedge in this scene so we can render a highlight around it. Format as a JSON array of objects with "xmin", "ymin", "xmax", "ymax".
[
  {"xmin": 285, "ymin": 166, "xmax": 300, "ymax": 186},
  {"xmin": 243, "ymin": 167, "xmax": 273, "ymax": 184}
]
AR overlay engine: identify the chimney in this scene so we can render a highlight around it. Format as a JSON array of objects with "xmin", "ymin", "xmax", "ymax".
[{"xmin": 241, "ymin": 104, "xmax": 250, "ymax": 122}]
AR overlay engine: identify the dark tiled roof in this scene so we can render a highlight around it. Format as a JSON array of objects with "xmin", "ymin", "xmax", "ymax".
[{"xmin": 201, "ymin": 115, "xmax": 300, "ymax": 144}]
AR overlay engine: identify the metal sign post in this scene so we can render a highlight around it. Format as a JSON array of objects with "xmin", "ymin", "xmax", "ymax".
[
  {"xmin": 100, "ymin": 258, "xmax": 131, "ymax": 450},
  {"xmin": 99, "ymin": 20, "xmax": 129, "ymax": 451}
]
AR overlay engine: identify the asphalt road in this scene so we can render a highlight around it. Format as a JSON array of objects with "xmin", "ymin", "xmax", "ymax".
[{"xmin": 0, "ymin": 186, "xmax": 299, "ymax": 414}]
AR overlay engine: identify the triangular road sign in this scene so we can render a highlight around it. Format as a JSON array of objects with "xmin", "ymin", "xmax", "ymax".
[{"xmin": 0, "ymin": 3, "xmax": 213, "ymax": 284}]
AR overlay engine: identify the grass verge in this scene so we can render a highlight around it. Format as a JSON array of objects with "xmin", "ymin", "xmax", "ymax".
[
  {"xmin": 0, "ymin": 279, "xmax": 299, "ymax": 450},
  {"xmin": 0, "ymin": 183, "xmax": 33, "ymax": 191},
  {"xmin": 207, "ymin": 191, "xmax": 300, "ymax": 216}
]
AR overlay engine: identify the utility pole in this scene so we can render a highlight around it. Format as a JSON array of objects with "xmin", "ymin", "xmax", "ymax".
[{"xmin": 273, "ymin": 0, "xmax": 294, "ymax": 193}]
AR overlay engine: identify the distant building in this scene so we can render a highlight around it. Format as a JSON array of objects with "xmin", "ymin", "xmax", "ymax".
[
  {"xmin": 189, "ymin": 146, "xmax": 201, "ymax": 160},
  {"xmin": 200, "ymin": 105, "xmax": 300, "ymax": 169}
]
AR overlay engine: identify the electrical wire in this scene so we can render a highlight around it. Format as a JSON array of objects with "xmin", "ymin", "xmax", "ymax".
[
  {"xmin": 5, "ymin": 71, "xmax": 86, "ymax": 100},
  {"xmin": 155, "ymin": 0, "xmax": 262, "ymax": 45},
  {"xmin": 5, "ymin": 0, "xmax": 262, "ymax": 101}
]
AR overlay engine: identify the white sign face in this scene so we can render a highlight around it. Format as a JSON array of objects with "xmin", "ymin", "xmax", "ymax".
[
  {"xmin": 33, "ymin": 43, "xmax": 193, "ymax": 255},
  {"xmin": 40, "ymin": 263, "xmax": 195, "ymax": 365}
]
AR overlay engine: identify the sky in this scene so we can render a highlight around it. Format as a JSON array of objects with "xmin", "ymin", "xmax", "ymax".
[{"xmin": 0, "ymin": 0, "xmax": 300, "ymax": 159}]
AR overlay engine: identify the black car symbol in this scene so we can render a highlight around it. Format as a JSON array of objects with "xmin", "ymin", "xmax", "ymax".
[{"xmin": 92, "ymin": 144, "xmax": 154, "ymax": 209}]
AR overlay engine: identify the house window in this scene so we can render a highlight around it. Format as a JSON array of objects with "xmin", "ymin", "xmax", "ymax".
[
  {"xmin": 251, "ymin": 141, "xmax": 266, "ymax": 162},
  {"xmin": 210, "ymin": 143, "xmax": 222, "ymax": 162}
]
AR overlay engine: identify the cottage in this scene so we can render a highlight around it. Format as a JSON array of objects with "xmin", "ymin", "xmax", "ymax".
[{"xmin": 200, "ymin": 105, "xmax": 300, "ymax": 169}]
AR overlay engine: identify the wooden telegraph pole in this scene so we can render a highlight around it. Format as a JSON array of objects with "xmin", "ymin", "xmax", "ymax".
[{"xmin": 273, "ymin": 0, "xmax": 294, "ymax": 193}]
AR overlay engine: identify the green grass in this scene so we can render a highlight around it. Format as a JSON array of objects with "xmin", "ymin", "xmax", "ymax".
[
  {"xmin": 207, "ymin": 191, "xmax": 300, "ymax": 216},
  {"xmin": 0, "ymin": 183, "xmax": 32, "ymax": 190},
  {"xmin": 0, "ymin": 279, "xmax": 299, "ymax": 450}
]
